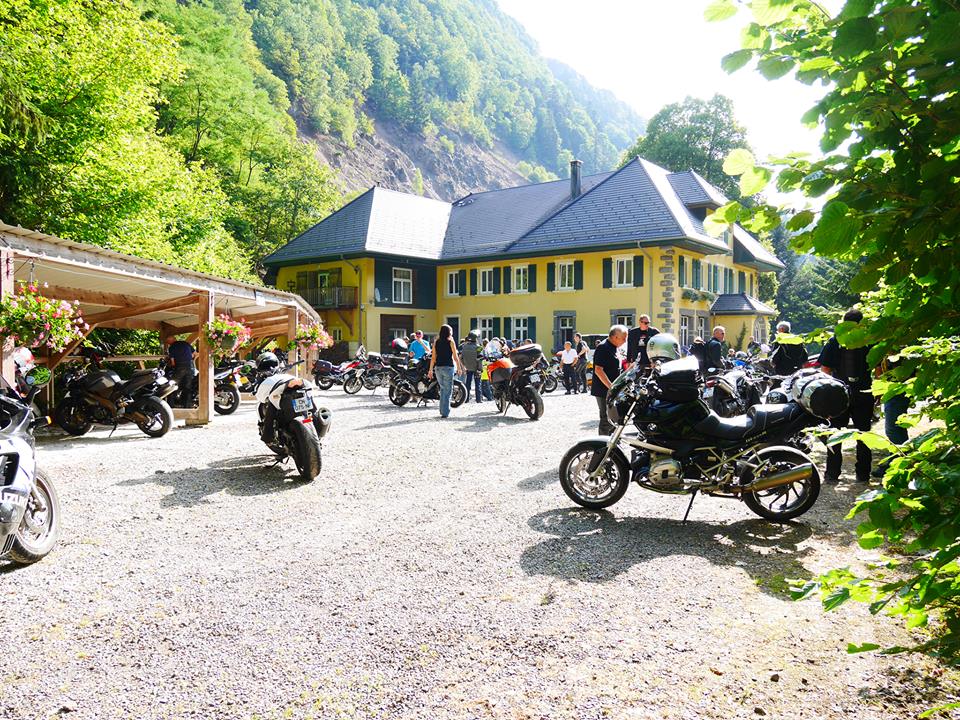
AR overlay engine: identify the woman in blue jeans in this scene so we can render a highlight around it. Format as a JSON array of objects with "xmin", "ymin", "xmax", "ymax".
[{"xmin": 427, "ymin": 324, "xmax": 464, "ymax": 418}]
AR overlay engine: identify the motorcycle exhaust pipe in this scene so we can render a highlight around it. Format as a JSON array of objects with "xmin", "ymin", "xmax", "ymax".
[{"xmin": 741, "ymin": 463, "xmax": 814, "ymax": 493}]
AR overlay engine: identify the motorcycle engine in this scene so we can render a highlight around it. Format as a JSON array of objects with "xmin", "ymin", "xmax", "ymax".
[{"xmin": 648, "ymin": 455, "xmax": 684, "ymax": 489}]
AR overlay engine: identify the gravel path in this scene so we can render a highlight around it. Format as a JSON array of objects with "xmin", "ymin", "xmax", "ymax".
[{"xmin": 1, "ymin": 390, "xmax": 955, "ymax": 719}]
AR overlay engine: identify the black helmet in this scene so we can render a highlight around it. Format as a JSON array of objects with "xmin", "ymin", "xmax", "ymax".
[
  {"xmin": 390, "ymin": 338, "xmax": 408, "ymax": 353},
  {"xmin": 256, "ymin": 351, "xmax": 279, "ymax": 373},
  {"xmin": 466, "ymin": 330, "xmax": 479, "ymax": 343}
]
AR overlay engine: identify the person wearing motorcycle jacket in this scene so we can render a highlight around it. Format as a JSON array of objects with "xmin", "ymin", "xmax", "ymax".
[
  {"xmin": 705, "ymin": 326, "xmax": 726, "ymax": 372},
  {"xmin": 591, "ymin": 325, "xmax": 628, "ymax": 434},
  {"xmin": 770, "ymin": 321, "xmax": 808, "ymax": 375},
  {"xmin": 626, "ymin": 314, "xmax": 659, "ymax": 368},
  {"xmin": 165, "ymin": 335, "xmax": 196, "ymax": 408}
]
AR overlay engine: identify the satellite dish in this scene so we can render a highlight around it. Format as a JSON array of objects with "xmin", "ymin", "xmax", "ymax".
[{"xmin": 374, "ymin": 288, "xmax": 381, "ymax": 302}]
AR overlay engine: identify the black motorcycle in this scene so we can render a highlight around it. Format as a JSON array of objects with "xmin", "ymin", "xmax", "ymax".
[
  {"xmin": 1, "ymin": 356, "xmax": 60, "ymax": 564},
  {"xmin": 55, "ymin": 347, "xmax": 176, "ymax": 438},
  {"xmin": 558, "ymin": 356, "xmax": 849, "ymax": 522},
  {"xmin": 486, "ymin": 343, "xmax": 545, "ymax": 420},
  {"xmin": 162, "ymin": 359, "xmax": 246, "ymax": 415},
  {"xmin": 386, "ymin": 355, "xmax": 467, "ymax": 408}
]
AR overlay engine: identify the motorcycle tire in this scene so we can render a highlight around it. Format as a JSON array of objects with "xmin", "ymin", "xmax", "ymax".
[
  {"xmin": 135, "ymin": 396, "xmax": 174, "ymax": 438},
  {"xmin": 343, "ymin": 373, "xmax": 363, "ymax": 395},
  {"xmin": 543, "ymin": 375, "xmax": 558, "ymax": 394},
  {"xmin": 315, "ymin": 376, "xmax": 334, "ymax": 391},
  {"xmin": 289, "ymin": 419, "xmax": 322, "ymax": 481},
  {"xmin": 214, "ymin": 385, "xmax": 241, "ymax": 415},
  {"xmin": 54, "ymin": 398, "xmax": 92, "ymax": 436},
  {"xmin": 520, "ymin": 387, "xmax": 544, "ymax": 421},
  {"xmin": 450, "ymin": 381, "xmax": 467, "ymax": 408},
  {"xmin": 9, "ymin": 469, "xmax": 60, "ymax": 564},
  {"xmin": 389, "ymin": 385, "xmax": 411, "ymax": 407},
  {"xmin": 741, "ymin": 449, "xmax": 821, "ymax": 522},
  {"xmin": 559, "ymin": 440, "xmax": 631, "ymax": 510}
]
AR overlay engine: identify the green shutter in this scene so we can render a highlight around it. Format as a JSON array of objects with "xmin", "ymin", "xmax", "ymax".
[
  {"xmin": 492, "ymin": 267, "xmax": 501, "ymax": 294},
  {"xmin": 503, "ymin": 266, "xmax": 511, "ymax": 294},
  {"xmin": 633, "ymin": 256, "xmax": 644, "ymax": 287},
  {"xmin": 528, "ymin": 263, "xmax": 537, "ymax": 292},
  {"xmin": 574, "ymin": 260, "xmax": 584, "ymax": 290},
  {"xmin": 458, "ymin": 269, "xmax": 466, "ymax": 297},
  {"xmin": 504, "ymin": 317, "xmax": 512, "ymax": 339},
  {"xmin": 738, "ymin": 271, "xmax": 746, "ymax": 294},
  {"xmin": 469, "ymin": 268, "xmax": 477, "ymax": 296},
  {"xmin": 492, "ymin": 317, "xmax": 501, "ymax": 337},
  {"xmin": 602, "ymin": 258, "xmax": 612, "ymax": 288},
  {"xmin": 470, "ymin": 317, "xmax": 478, "ymax": 334},
  {"xmin": 678, "ymin": 256, "xmax": 686, "ymax": 287},
  {"xmin": 546, "ymin": 262, "xmax": 555, "ymax": 291},
  {"xmin": 528, "ymin": 316, "xmax": 536, "ymax": 343}
]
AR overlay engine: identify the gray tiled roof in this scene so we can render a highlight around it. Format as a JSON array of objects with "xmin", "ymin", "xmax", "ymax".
[
  {"xmin": 732, "ymin": 225, "xmax": 783, "ymax": 271},
  {"xmin": 667, "ymin": 170, "xmax": 728, "ymax": 207},
  {"xmin": 711, "ymin": 293, "xmax": 778, "ymax": 316},
  {"xmin": 440, "ymin": 172, "xmax": 612, "ymax": 259}
]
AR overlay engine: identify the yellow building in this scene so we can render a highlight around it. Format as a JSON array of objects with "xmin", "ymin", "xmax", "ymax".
[{"xmin": 264, "ymin": 158, "xmax": 782, "ymax": 352}]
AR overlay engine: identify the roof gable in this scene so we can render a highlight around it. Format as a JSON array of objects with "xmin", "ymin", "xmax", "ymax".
[
  {"xmin": 667, "ymin": 170, "xmax": 727, "ymax": 207},
  {"xmin": 710, "ymin": 292, "xmax": 778, "ymax": 316}
]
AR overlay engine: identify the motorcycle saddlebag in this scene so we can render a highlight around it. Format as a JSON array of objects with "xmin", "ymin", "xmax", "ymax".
[
  {"xmin": 491, "ymin": 367, "xmax": 512, "ymax": 385},
  {"xmin": 792, "ymin": 371, "xmax": 850, "ymax": 418},
  {"xmin": 313, "ymin": 359, "xmax": 333, "ymax": 374},
  {"xmin": 509, "ymin": 344, "xmax": 543, "ymax": 368},
  {"xmin": 656, "ymin": 356, "xmax": 700, "ymax": 403}
]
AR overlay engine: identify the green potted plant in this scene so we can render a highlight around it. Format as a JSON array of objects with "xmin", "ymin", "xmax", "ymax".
[
  {"xmin": 203, "ymin": 314, "xmax": 251, "ymax": 356},
  {"xmin": 0, "ymin": 283, "xmax": 88, "ymax": 352},
  {"xmin": 287, "ymin": 322, "xmax": 334, "ymax": 352}
]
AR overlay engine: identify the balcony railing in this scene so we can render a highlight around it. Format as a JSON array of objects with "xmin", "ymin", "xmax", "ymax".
[{"xmin": 296, "ymin": 286, "xmax": 358, "ymax": 309}]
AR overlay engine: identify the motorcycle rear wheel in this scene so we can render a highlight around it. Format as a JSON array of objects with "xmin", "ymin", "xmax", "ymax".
[
  {"xmin": 559, "ymin": 440, "xmax": 630, "ymax": 510},
  {"xmin": 389, "ymin": 385, "xmax": 411, "ymax": 407},
  {"xmin": 343, "ymin": 373, "xmax": 363, "ymax": 395},
  {"xmin": 54, "ymin": 398, "xmax": 92, "ymax": 436},
  {"xmin": 135, "ymin": 396, "xmax": 174, "ymax": 438},
  {"xmin": 741, "ymin": 450, "xmax": 821, "ymax": 522},
  {"xmin": 288, "ymin": 420, "xmax": 322, "ymax": 481},
  {"xmin": 316, "ymin": 376, "xmax": 334, "ymax": 391},
  {"xmin": 10, "ymin": 470, "xmax": 60, "ymax": 564},
  {"xmin": 520, "ymin": 387, "xmax": 544, "ymax": 420},
  {"xmin": 214, "ymin": 385, "xmax": 241, "ymax": 415}
]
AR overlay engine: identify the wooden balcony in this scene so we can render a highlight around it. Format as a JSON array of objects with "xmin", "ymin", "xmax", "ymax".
[{"xmin": 296, "ymin": 286, "xmax": 358, "ymax": 309}]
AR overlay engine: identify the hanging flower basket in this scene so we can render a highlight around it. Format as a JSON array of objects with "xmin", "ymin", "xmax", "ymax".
[
  {"xmin": 287, "ymin": 322, "xmax": 334, "ymax": 352},
  {"xmin": 0, "ymin": 283, "xmax": 87, "ymax": 352},
  {"xmin": 203, "ymin": 314, "xmax": 251, "ymax": 357}
]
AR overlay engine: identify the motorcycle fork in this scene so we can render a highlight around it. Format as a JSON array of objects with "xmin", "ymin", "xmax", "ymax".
[{"xmin": 586, "ymin": 422, "xmax": 627, "ymax": 480}]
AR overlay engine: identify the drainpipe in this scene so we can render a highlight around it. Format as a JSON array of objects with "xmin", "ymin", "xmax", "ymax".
[{"xmin": 340, "ymin": 255, "xmax": 363, "ymax": 348}]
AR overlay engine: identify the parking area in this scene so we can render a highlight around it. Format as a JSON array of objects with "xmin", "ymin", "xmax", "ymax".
[{"xmin": 1, "ymin": 391, "xmax": 952, "ymax": 719}]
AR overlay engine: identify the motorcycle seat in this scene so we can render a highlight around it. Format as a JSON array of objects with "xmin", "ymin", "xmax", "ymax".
[
  {"xmin": 693, "ymin": 411, "xmax": 754, "ymax": 440},
  {"xmin": 746, "ymin": 402, "xmax": 805, "ymax": 433}
]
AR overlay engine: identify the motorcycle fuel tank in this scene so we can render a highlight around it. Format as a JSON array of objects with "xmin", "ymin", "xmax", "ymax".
[{"xmin": 81, "ymin": 370, "xmax": 121, "ymax": 394}]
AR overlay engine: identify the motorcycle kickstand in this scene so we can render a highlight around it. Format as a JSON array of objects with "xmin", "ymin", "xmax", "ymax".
[
  {"xmin": 108, "ymin": 421, "xmax": 119, "ymax": 438},
  {"xmin": 682, "ymin": 489, "xmax": 698, "ymax": 524}
]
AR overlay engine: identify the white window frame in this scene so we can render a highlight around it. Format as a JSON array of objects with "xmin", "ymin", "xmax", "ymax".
[
  {"xmin": 512, "ymin": 264, "xmax": 529, "ymax": 294},
  {"xmin": 680, "ymin": 315, "xmax": 691, "ymax": 347},
  {"xmin": 556, "ymin": 261, "xmax": 575, "ymax": 291},
  {"xmin": 614, "ymin": 313, "xmax": 634, "ymax": 328},
  {"xmin": 511, "ymin": 315, "xmax": 528, "ymax": 342},
  {"xmin": 331, "ymin": 327, "xmax": 342, "ymax": 342},
  {"xmin": 696, "ymin": 316, "xmax": 707, "ymax": 342},
  {"xmin": 392, "ymin": 267, "xmax": 412, "ymax": 305},
  {"xmin": 478, "ymin": 267, "xmax": 494, "ymax": 295},
  {"xmin": 445, "ymin": 270, "xmax": 459, "ymax": 297},
  {"xmin": 613, "ymin": 256, "xmax": 633, "ymax": 288},
  {"xmin": 478, "ymin": 317, "xmax": 494, "ymax": 339}
]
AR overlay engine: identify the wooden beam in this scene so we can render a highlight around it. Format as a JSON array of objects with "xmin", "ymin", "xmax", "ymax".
[
  {"xmin": 191, "ymin": 291, "xmax": 214, "ymax": 426},
  {"xmin": 43, "ymin": 284, "xmax": 155, "ymax": 309},
  {"xmin": 287, "ymin": 307, "xmax": 299, "ymax": 378},
  {"xmin": 230, "ymin": 308, "xmax": 288, "ymax": 324},
  {"xmin": 84, "ymin": 294, "xmax": 199, "ymax": 325},
  {"xmin": 48, "ymin": 323, "xmax": 96, "ymax": 370},
  {"xmin": 245, "ymin": 316, "xmax": 296, "ymax": 331},
  {"xmin": 248, "ymin": 322, "xmax": 288, "ymax": 337},
  {"xmin": 334, "ymin": 308, "xmax": 354, "ymax": 333},
  {"xmin": 97, "ymin": 317, "xmax": 163, "ymax": 331}
]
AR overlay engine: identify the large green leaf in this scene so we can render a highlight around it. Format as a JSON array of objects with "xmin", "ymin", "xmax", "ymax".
[
  {"xmin": 927, "ymin": 12, "xmax": 960, "ymax": 55},
  {"xmin": 704, "ymin": 0, "xmax": 738, "ymax": 22},
  {"xmin": 723, "ymin": 148, "xmax": 755, "ymax": 175},
  {"xmin": 757, "ymin": 55, "xmax": 795, "ymax": 79},
  {"xmin": 833, "ymin": 17, "xmax": 879, "ymax": 58},
  {"xmin": 721, "ymin": 49, "xmax": 754, "ymax": 73},
  {"xmin": 752, "ymin": 0, "xmax": 795, "ymax": 25},
  {"xmin": 739, "ymin": 166, "xmax": 771, "ymax": 195},
  {"xmin": 814, "ymin": 201, "xmax": 860, "ymax": 253}
]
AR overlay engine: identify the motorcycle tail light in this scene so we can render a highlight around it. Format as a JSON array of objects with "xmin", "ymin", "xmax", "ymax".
[{"xmin": 300, "ymin": 416, "xmax": 313, "ymax": 424}]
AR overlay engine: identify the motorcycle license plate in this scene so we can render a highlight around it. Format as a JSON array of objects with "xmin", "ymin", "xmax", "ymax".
[{"xmin": 293, "ymin": 397, "xmax": 310, "ymax": 413}]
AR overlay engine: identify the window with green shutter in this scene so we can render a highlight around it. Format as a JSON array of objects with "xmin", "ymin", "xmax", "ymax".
[
  {"xmin": 528, "ymin": 264, "xmax": 537, "ymax": 292},
  {"xmin": 458, "ymin": 269, "xmax": 466, "ymax": 296},
  {"xmin": 469, "ymin": 269, "xmax": 477, "ymax": 296},
  {"xmin": 602, "ymin": 258, "xmax": 613, "ymax": 288},
  {"xmin": 546, "ymin": 262, "xmax": 556, "ymax": 291},
  {"xmin": 738, "ymin": 271, "xmax": 746, "ymax": 294},
  {"xmin": 633, "ymin": 256, "xmax": 644, "ymax": 287},
  {"xmin": 574, "ymin": 260, "xmax": 584, "ymax": 290},
  {"xmin": 503, "ymin": 266, "xmax": 511, "ymax": 294},
  {"xmin": 678, "ymin": 257, "xmax": 686, "ymax": 287}
]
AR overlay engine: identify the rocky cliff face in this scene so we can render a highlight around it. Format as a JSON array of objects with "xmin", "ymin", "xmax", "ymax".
[{"xmin": 310, "ymin": 118, "xmax": 528, "ymax": 202}]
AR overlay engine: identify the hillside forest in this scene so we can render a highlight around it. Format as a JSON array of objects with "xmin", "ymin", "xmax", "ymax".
[{"xmin": 0, "ymin": 0, "xmax": 644, "ymax": 280}]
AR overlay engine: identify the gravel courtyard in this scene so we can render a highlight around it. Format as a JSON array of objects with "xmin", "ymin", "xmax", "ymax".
[{"xmin": 2, "ymin": 390, "xmax": 956, "ymax": 719}]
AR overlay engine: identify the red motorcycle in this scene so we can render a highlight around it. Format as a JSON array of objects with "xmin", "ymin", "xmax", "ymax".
[
  {"xmin": 485, "ymin": 343, "xmax": 545, "ymax": 420},
  {"xmin": 312, "ymin": 352, "xmax": 362, "ymax": 391}
]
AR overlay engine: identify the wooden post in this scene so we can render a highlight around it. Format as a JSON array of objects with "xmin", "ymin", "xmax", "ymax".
[
  {"xmin": 287, "ymin": 307, "xmax": 299, "ymax": 377},
  {"xmin": 191, "ymin": 292, "xmax": 214, "ymax": 425},
  {"xmin": 0, "ymin": 250, "xmax": 15, "ymax": 386}
]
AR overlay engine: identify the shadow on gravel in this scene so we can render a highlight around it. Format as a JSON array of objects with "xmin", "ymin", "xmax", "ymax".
[
  {"xmin": 117, "ymin": 455, "xmax": 309, "ymax": 507},
  {"xmin": 517, "ymin": 469, "xmax": 557, "ymax": 492},
  {"xmin": 521, "ymin": 508, "xmax": 815, "ymax": 597}
]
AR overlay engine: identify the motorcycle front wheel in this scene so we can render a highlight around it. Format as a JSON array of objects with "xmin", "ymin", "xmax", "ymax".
[
  {"xmin": 450, "ymin": 381, "xmax": 467, "ymax": 408},
  {"xmin": 54, "ymin": 397, "xmax": 92, "ymax": 436},
  {"xmin": 343, "ymin": 373, "xmax": 363, "ymax": 395},
  {"xmin": 288, "ymin": 420, "xmax": 322, "ymax": 481},
  {"xmin": 10, "ymin": 470, "xmax": 60, "ymax": 564},
  {"xmin": 520, "ymin": 387, "xmax": 544, "ymax": 420},
  {"xmin": 389, "ymin": 384, "xmax": 411, "ymax": 407},
  {"xmin": 315, "ymin": 375, "xmax": 334, "ymax": 391},
  {"xmin": 214, "ymin": 385, "xmax": 241, "ymax": 415},
  {"xmin": 135, "ymin": 396, "xmax": 174, "ymax": 438},
  {"xmin": 559, "ymin": 440, "xmax": 630, "ymax": 510},
  {"xmin": 543, "ymin": 375, "xmax": 558, "ymax": 394}
]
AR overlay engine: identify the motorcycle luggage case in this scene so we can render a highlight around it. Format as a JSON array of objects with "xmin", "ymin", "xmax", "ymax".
[
  {"xmin": 313, "ymin": 359, "xmax": 333, "ymax": 373},
  {"xmin": 491, "ymin": 367, "xmax": 512, "ymax": 384},
  {"xmin": 656, "ymin": 356, "xmax": 700, "ymax": 403},
  {"xmin": 791, "ymin": 371, "xmax": 849, "ymax": 418},
  {"xmin": 509, "ymin": 344, "xmax": 542, "ymax": 368}
]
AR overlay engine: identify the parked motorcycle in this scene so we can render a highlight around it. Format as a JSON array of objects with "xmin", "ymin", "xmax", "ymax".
[
  {"xmin": 386, "ymin": 355, "xmax": 467, "ymax": 408},
  {"xmin": 529, "ymin": 356, "xmax": 559, "ymax": 394},
  {"xmin": 55, "ymin": 346, "xmax": 176, "ymax": 438},
  {"xmin": 485, "ymin": 343, "xmax": 545, "ymax": 420},
  {"xmin": 312, "ymin": 353, "xmax": 362, "ymax": 391},
  {"xmin": 161, "ymin": 359, "xmax": 246, "ymax": 415},
  {"xmin": 254, "ymin": 353, "xmax": 331, "ymax": 481},
  {"xmin": 342, "ymin": 347, "xmax": 390, "ymax": 394},
  {"xmin": 1, "ymin": 353, "xmax": 60, "ymax": 564},
  {"xmin": 558, "ymin": 356, "xmax": 849, "ymax": 522}
]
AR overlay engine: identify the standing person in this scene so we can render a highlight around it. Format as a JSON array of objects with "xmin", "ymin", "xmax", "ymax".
[
  {"xmin": 165, "ymin": 335, "xmax": 196, "ymax": 408},
  {"xmin": 427, "ymin": 324, "xmax": 464, "ymax": 419},
  {"xmin": 819, "ymin": 308, "xmax": 875, "ymax": 483},
  {"xmin": 559, "ymin": 341, "xmax": 578, "ymax": 394},
  {"xmin": 770, "ymin": 321, "xmax": 807, "ymax": 375},
  {"xmin": 460, "ymin": 332, "xmax": 482, "ymax": 403},
  {"xmin": 705, "ymin": 326, "xmax": 726, "ymax": 372},
  {"xmin": 409, "ymin": 331, "xmax": 430, "ymax": 361},
  {"xmin": 626, "ymin": 315, "xmax": 660, "ymax": 369},
  {"xmin": 573, "ymin": 333, "xmax": 589, "ymax": 393},
  {"xmin": 591, "ymin": 325, "xmax": 628, "ymax": 435}
]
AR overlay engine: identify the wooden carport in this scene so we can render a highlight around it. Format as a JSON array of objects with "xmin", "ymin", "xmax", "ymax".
[{"xmin": 0, "ymin": 223, "xmax": 319, "ymax": 425}]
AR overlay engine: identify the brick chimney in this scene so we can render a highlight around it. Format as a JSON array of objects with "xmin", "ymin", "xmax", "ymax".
[{"xmin": 569, "ymin": 159, "xmax": 582, "ymax": 199}]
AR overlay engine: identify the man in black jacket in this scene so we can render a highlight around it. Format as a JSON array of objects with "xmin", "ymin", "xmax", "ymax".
[
  {"xmin": 704, "ymin": 326, "xmax": 726, "ymax": 372},
  {"xmin": 626, "ymin": 314, "xmax": 659, "ymax": 369},
  {"xmin": 770, "ymin": 320, "xmax": 808, "ymax": 375}
]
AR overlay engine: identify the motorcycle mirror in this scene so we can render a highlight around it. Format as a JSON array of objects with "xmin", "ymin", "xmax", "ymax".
[{"xmin": 25, "ymin": 366, "xmax": 51, "ymax": 388}]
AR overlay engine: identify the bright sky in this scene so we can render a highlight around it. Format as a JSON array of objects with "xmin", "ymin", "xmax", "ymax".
[{"xmin": 496, "ymin": 0, "xmax": 830, "ymax": 162}]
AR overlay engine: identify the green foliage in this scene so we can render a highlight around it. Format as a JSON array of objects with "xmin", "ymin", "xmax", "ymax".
[
  {"xmin": 411, "ymin": 167, "xmax": 424, "ymax": 196},
  {"xmin": 710, "ymin": 0, "xmax": 960, "ymax": 663},
  {"xmin": 516, "ymin": 161, "xmax": 558, "ymax": 184},
  {"xmin": 0, "ymin": 283, "xmax": 87, "ymax": 352},
  {"xmin": 620, "ymin": 94, "xmax": 750, "ymax": 198}
]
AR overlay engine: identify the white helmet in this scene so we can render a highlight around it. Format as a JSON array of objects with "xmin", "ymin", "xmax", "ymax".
[{"xmin": 647, "ymin": 333, "xmax": 681, "ymax": 362}]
